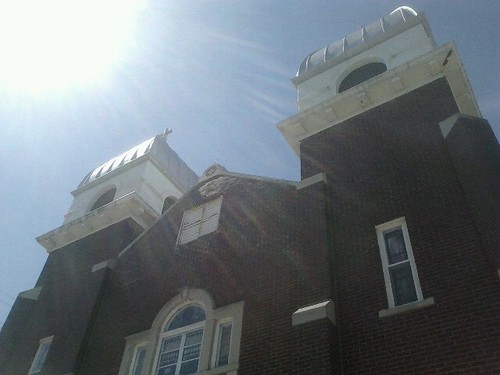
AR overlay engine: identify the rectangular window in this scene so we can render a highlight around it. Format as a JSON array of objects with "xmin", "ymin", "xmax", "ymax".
[
  {"xmin": 129, "ymin": 343, "xmax": 147, "ymax": 375},
  {"xmin": 28, "ymin": 336, "xmax": 53, "ymax": 374},
  {"xmin": 214, "ymin": 321, "xmax": 233, "ymax": 367},
  {"xmin": 376, "ymin": 217, "xmax": 423, "ymax": 307},
  {"xmin": 178, "ymin": 196, "xmax": 223, "ymax": 245}
]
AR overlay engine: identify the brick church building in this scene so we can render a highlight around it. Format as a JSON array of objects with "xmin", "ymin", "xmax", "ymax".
[{"xmin": 1, "ymin": 6, "xmax": 498, "ymax": 375}]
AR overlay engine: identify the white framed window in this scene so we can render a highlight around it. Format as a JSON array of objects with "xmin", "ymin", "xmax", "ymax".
[
  {"xmin": 212, "ymin": 320, "xmax": 233, "ymax": 368},
  {"xmin": 129, "ymin": 342, "xmax": 147, "ymax": 375},
  {"xmin": 154, "ymin": 305, "xmax": 206, "ymax": 375},
  {"xmin": 28, "ymin": 336, "xmax": 53, "ymax": 374},
  {"xmin": 119, "ymin": 289, "xmax": 243, "ymax": 375},
  {"xmin": 376, "ymin": 217, "xmax": 423, "ymax": 308},
  {"xmin": 177, "ymin": 196, "xmax": 223, "ymax": 245}
]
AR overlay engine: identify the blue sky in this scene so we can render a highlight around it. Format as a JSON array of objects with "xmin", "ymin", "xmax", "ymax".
[{"xmin": 0, "ymin": 0, "xmax": 498, "ymax": 328}]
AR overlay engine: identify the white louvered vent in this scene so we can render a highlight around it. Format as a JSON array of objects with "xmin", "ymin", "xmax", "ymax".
[{"xmin": 177, "ymin": 196, "xmax": 223, "ymax": 245}]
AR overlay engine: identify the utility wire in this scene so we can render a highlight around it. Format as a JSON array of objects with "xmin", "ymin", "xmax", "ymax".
[
  {"xmin": 0, "ymin": 298, "xmax": 12, "ymax": 307},
  {"xmin": 0, "ymin": 290, "xmax": 15, "ymax": 301}
]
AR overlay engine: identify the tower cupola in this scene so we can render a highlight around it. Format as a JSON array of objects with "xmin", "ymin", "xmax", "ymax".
[
  {"xmin": 278, "ymin": 6, "xmax": 481, "ymax": 155},
  {"xmin": 37, "ymin": 131, "xmax": 198, "ymax": 252}
]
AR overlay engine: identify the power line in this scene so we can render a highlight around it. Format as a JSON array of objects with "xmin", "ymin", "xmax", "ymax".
[
  {"xmin": 0, "ymin": 298, "xmax": 12, "ymax": 307},
  {"xmin": 0, "ymin": 290, "xmax": 15, "ymax": 301}
]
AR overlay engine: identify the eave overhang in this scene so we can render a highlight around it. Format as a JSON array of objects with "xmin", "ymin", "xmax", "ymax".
[
  {"xmin": 36, "ymin": 192, "xmax": 159, "ymax": 253},
  {"xmin": 278, "ymin": 42, "xmax": 481, "ymax": 156}
]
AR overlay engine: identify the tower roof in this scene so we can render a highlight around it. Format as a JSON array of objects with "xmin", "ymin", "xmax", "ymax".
[
  {"xmin": 77, "ymin": 133, "xmax": 198, "ymax": 192},
  {"xmin": 296, "ymin": 6, "xmax": 419, "ymax": 78}
]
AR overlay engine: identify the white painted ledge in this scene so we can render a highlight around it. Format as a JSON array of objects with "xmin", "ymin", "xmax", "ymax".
[
  {"xmin": 292, "ymin": 299, "xmax": 336, "ymax": 326},
  {"xmin": 379, "ymin": 297, "xmax": 435, "ymax": 318}
]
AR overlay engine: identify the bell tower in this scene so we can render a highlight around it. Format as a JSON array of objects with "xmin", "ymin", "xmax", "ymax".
[
  {"xmin": 277, "ymin": 6, "xmax": 499, "ymax": 374},
  {"xmin": 37, "ymin": 131, "xmax": 198, "ymax": 252},
  {"xmin": 278, "ymin": 6, "xmax": 480, "ymax": 155}
]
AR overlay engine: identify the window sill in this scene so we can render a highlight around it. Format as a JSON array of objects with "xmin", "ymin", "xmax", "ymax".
[
  {"xmin": 198, "ymin": 362, "xmax": 238, "ymax": 374},
  {"xmin": 379, "ymin": 297, "xmax": 435, "ymax": 318}
]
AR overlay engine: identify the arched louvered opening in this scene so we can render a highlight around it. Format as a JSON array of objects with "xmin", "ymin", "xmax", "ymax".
[
  {"xmin": 339, "ymin": 62, "xmax": 387, "ymax": 93},
  {"xmin": 90, "ymin": 187, "xmax": 116, "ymax": 211},
  {"xmin": 162, "ymin": 196, "xmax": 178, "ymax": 214}
]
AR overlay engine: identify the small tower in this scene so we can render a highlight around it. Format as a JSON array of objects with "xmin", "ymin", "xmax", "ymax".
[
  {"xmin": 277, "ymin": 6, "xmax": 499, "ymax": 374},
  {"xmin": 278, "ymin": 6, "xmax": 480, "ymax": 155},
  {"xmin": 37, "ymin": 131, "xmax": 198, "ymax": 252}
]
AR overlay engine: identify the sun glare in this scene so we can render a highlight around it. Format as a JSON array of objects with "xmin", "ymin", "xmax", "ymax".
[{"xmin": 0, "ymin": 0, "xmax": 144, "ymax": 93}]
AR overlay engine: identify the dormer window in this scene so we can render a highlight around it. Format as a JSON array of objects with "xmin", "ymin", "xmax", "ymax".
[
  {"xmin": 90, "ymin": 187, "xmax": 116, "ymax": 211},
  {"xmin": 338, "ymin": 62, "xmax": 387, "ymax": 93}
]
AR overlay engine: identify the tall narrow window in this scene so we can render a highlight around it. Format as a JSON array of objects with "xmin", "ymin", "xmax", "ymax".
[
  {"xmin": 129, "ymin": 343, "xmax": 147, "ymax": 375},
  {"xmin": 376, "ymin": 217, "xmax": 423, "ymax": 307},
  {"xmin": 177, "ymin": 196, "xmax": 223, "ymax": 245},
  {"xmin": 28, "ymin": 336, "xmax": 53, "ymax": 374},
  {"xmin": 214, "ymin": 321, "xmax": 232, "ymax": 368},
  {"xmin": 155, "ymin": 305, "xmax": 206, "ymax": 375}
]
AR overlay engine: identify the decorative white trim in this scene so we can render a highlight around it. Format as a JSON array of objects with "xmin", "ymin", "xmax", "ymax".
[
  {"xmin": 118, "ymin": 289, "xmax": 243, "ymax": 375},
  {"xmin": 439, "ymin": 113, "xmax": 461, "ymax": 138},
  {"xmin": 292, "ymin": 300, "xmax": 336, "ymax": 326},
  {"xmin": 379, "ymin": 297, "xmax": 435, "ymax": 318},
  {"xmin": 278, "ymin": 43, "xmax": 481, "ymax": 156},
  {"xmin": 19, "ymin": 286, "xmax": 43, "ymax": 301},
  {"xmin": 91, "ymin": 259, "xmax": 116, "ymax": 273},
  {"xmin": 37, "ymin": 192, "xmax": 159, "ymax": 253},
  {"xmin": 296, "ymin": 173, "xmax": 327, "ymax": 190}
]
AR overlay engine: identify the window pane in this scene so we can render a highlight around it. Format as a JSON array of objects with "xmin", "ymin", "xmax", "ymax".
[
  {"xmin": 131, "ymin": 346, "xmax": 147, "ymax": 375},
  {"xmin": 389, "ymin": 263, "xmax": 418, "ymax": 305},
  {"xmin": 30, "ymin": 339, "xmax": 52, "ymax": 374},
  {"xmin": 159, "ymin": 350, "xmax": 179, "ymax": 367},
  {"xmin": 184, "ymin": 329, "xmax": 203, "ymax": 346},
  {"xmin": 216, "ymin": 322, "xmax": 232, "ymax": 367},
  {"xmin": 384, "ymin": 228, "xmax": 408, "ymax": 264},
  {"xmin": 179, "ymin": 359, "xmax": 199, "ymax": 375},
  {"xmin": 182, "ymin": 343, "xmax": 201, "ymax": 361},
  {"xmin": 167, "ymin": 306, "xmax": 206, "ymax": 331},
  {"xmin": 157, "ymin": 365, "xmax": 177, "ymax": 375},
  {"xmin": 162, "ymin": 336, "xmax": 181, "ymax": 351}
]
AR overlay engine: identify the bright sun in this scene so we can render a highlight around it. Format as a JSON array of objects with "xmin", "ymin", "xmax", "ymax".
[{"xmin": 0, "ymin": 0, "xmax": 144, "ymax": 93}]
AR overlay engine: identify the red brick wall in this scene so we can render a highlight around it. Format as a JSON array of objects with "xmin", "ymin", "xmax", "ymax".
[
  {"xmin": 78, "ymin": 177, "xmax": 337, "ymax": 374},
  {"xmin": 300, "ymin": 79, "xmax": 500, "ymax": 374}
]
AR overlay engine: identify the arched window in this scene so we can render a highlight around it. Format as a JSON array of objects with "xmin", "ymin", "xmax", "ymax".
[
  {"xmin": 162, "ymin": 196, "xmax": 178, "ymax": 214},
  {"xmin": 90, "ymin": 187, "xmax": 116, "ymax": 211},
  {"xmin": 339, "ymin": 62, "xmax": 387, "ymax": 93},
  {"xmin": 119, "ymin": 289, "xmax": 244, "ymax": 375},
  {"xmin": 155, "ymin": 305, "xmax": 206, "ymax": 375}
]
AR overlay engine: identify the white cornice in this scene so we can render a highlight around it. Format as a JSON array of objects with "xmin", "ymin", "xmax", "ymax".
[
  {"xmin": 36, "ymin": 192, "xmax": 159, "ymax": 253},
  {"xmin": 278, "ymin": 42, "xmax": 481, "ymax": 156}
]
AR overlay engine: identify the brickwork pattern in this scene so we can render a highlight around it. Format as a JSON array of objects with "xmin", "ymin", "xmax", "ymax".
[
  {"xmin": 78, "ymin": 177, "xmax": 336, "ymax": 374},
  {"xmin": 301, "ymin": 79, "xmax": 500, "ymax": 374}
]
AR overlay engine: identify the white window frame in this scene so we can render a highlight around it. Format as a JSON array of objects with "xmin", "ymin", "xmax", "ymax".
[
  {"xmin": 28, "ymin": 335, "xmax": 53, "ymax": 374},
  {"xmin": 129, "ymin": 342, "xmax": 148, "ymax": 375},
  {"xmin": 376, "ymin": 217, "xmax": 423, "ymax": 308},
  {"xmin": 211, "ymin": 318, "xmax": 233, "ymax": 369},
  {"xmin": 153, "ymin": 305, "xmax": 206, "ymax": 375},
  {"xmin": 118, "ymin": 289, "xmax": 243, "ymax": 375},
  {"xmin": 177, "ymin": 196, "xmax": 223, "ymax": 245}
]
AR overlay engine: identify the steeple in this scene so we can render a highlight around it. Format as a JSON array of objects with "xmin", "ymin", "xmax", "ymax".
[{"xmin": 36, "ymin": 132, "xmax": 198, "ymax": 252}]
